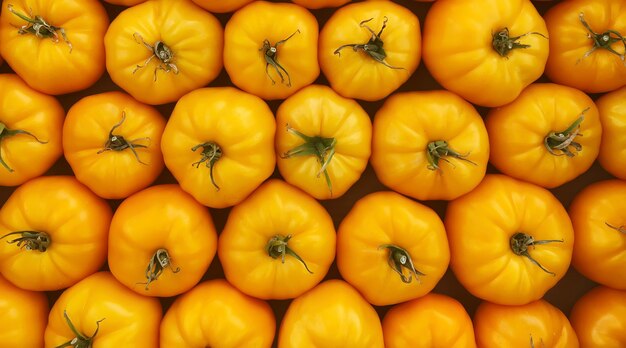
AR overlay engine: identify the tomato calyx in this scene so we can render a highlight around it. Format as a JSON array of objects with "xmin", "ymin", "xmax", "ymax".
[
  {"xmin": 578, "ymin": 12, "xmax": 626, "ymax": 63},
  {"xmin": 260, "ymin": 30, "xmax": 300, "ymax": 87},
  {"xmin": 378, "ymin": 244, "xmax": 424, "ymax": 283},
  {"xmin": 426, "ymin": 140, "xmax": 476, "ymax": 171},
  {"xmin": 0, "ymin": 122, "xmax": 48, "ymax": 172},
  {"xmin": 265, "ymin": 234, "xmax": 313, "ymax": 274},
  {"xmin": 492, "ymin": 27, "xmax": 547, "ymax": 57},
  {"xmin": 605, "ymin": 222, "xmax": 626, "ymax": 234},
  {"xmin": 0, "ymin": 231, "xmax": 50, "ymax": 252},
  {"xmin": 530, "ymin": 334, "xmax": 545, "ymax": 348},
  {"xmin": 132, "ymin": 33, "xmax": 179, "ymax": 82},
  {"xmin": 140, "ymin": 248, "xmax": 181, "ymax": 290},
  {"xmin": 544, "ymin": 108, "xmax": 588, "ymax": 157},
  {"xmin": 55, "ymin": 310, "xmax": 105, "ymax": 348},
  {"xmin": 334, "ymin": 16, "xmax": 405, "ymax": 70},
  {"xmin": 281, "ymin": 124, "xmax": 336, "ymax": 195},
  {"xmin": 7, "ymin": 4, "xmax": 72, "ymax": 52},
  {"xmin": 191, "ymin": 141, "xmax": 222, "ymax": 191},
  {"xmin": 510, "ymin": 232, "xmax": 563, "ymax": 276},
  {"xmin": 96, "ymin": 112, "xmax": 150, "ymax": 165}
]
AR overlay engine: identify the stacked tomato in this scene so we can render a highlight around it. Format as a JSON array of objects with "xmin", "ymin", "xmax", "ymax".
[{"xmin": 0, "ymin": 0, "xmax": 625, "ymax": 347}]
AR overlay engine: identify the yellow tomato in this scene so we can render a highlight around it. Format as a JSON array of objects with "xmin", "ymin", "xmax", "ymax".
[
  {"xmin": 191, "ymin": 0, "xmax": 254, "ymax": 12},
  {"xmin": 0, "ymin": 275, "xmax": 48, "ymax": 347},
  {"xmin": 597, "ymin": 86, "xmax": 626, "ymax": 180},
  {"xmin": 161, "ymin": 87, "xmax": 276, "ymax": 208},
  {"xmin": 105, "ymin": 0, "xmax": 223, "ymax": 105},
  {"xmin": 570, "ymin": 286, "xmax": 626, "ymax": 347},
  {"xmin": 224, "ymin": 1, "xmax": 319, "ymax": 100}
]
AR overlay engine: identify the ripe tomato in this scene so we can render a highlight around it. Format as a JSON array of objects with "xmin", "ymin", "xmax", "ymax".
[
  {"xmin": 0, "ymin": 275, "xmax": 48, "ymax": 347},
  {"xmin": 474, "ymin": 299, "xmax": 579, "ymax": 348},
  {"xmin": 105, "ymin": 0, "xmax": 223, "ymax": 105},
  {"xmin": 0, "ymin": 74, "xmax": 63, "ymax": 187},
  {"xmin": 275, "ymin": 85, "xmax": 371, "ymax": 200},
  {"xmin": 63, "ymin": 91, "xmax": 165, "ymax": 199},
  {"xmin": 570, "ymin": 286, "xmax": 626, "ymax": 347},
  {"xmin": 597, "ymin": 86, "xmax": 626, "ymax": 180},
  {"xmin": 161, "ymin": 279, "xmax": 276, "ymax": 347},
  {"xmin": 161, "ymin": 87, "xmax": 275, "ymax": 208},
  {"xmin": 422, "ymin": 0, "xmax": 548, "ymax": 107},
  {"xmin": 487, "ymin": 83, "xmax": 601, "ymax": 188},
  {"xmin": 544, "ymin": 0, "xmax": 626, "ymax": 93},
  {"xmin": 445, "ymin": 174, "xmax": 574, "ymax": 305},
  {"xmin": 292, "ymin": 0, "xmax": 349, "ymax": 9},
  {"xmin": 45, "ymin": 272, "xmax": 161, "ymax": 347},
  {"xmin": 371, "ymin": 90, "xmax": 489, "ymax": 201},
  {"xmin": 382, "ymin": 293, "xmax": 476, "ymax": 348},
  {"xmin": 104, "ymin": 0, "xmax": 146, "ymax": 5},
  {"xmin": 223, "ymin": 1, "xmax": 319, "ymax": 100},
  {"xmin": 337, "ymin": 191, "xmax": 449, "ymax": 306},
  {"xmin": 218, "ymin": 179, "xmax": 336, "ymax": 300},
  {"xmin": 0, "ymin": 0, "xmax": 108, "ymax": 95},
  {"xmin": 278, "ymin": 279, "xmax": 384, "ymax": 348},
  {"xmin": 0, "ymin": 176, "xmax": 111, "ymax": 291},
  {"xmin": 569, "ymin": 180, "xmax": 626, "ymax": 290},
  {"xmin": 108, "ymin": 184, "xmax": 217, "ymax": 297},
  {"xmin": 191, "ymin": 0, "xmax": 254, "ymax": 12},
  {"xmin": 319, "ymin": 1, "xmax": 421, "ymax": 101}
]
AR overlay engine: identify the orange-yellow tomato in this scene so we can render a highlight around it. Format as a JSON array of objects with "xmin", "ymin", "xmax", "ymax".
[
  {"xmin": 191, "ymin": 0, "xmax": 254, "ymax": 12},
  {"xmin": 0, "ymin": 0, "xmax": 108, "ymax": 94},
  {"xmin": 105, "ymin": 0, "xmax": 223, "ymax": 105},
  {"xmin": 337, "ymin": 191, "xmax": 449, "ymax": 306},
  {"xmin": 104, "ymin": 0, "xmax": 146, "ymax": 5},
  {"xmin": 160, "ymin": 279, "xmax": 276, "ymax": 348},
  {"xmin": 224, "ymin": 1, "xmax": 319, "ymax": 100},
  {"xmin": 372, "ymin": 90, "xmax": 489, "ymax": 200},
  {"xmin": 291, "ymin": 0, "xmax": 349, "ymax": 9},
  {"xmin": 0, "ymin": 74, "xmax": 63, "ymax": 187},
  {"xmin": 319, "ymin": 1, "xmax": 421, "ymax": 101},
  {"xmin": 570, "ymin": 286, "xmax": 626, "ymax": 347},
  {"xmin": 474, "ymin": 300, "xmax": 579, "ymax": 348},
  {"xmin": 487, "ymin": 83, "xmax": 602, "ymax": 188},
  {"xmin": 279, "ymin": 279, "xmax": 384, "ymax": 348},
  {"xmin": 382, "ymin": 293, "xmax": 476, "ymax": 348},
  {"xmin": 597, "ymin": 86, "xmax": 626, "ymax": 180},
  {"xmin": 0, "ymin": 176, "xmax": 111, "ymax": 291},
  {"xmin": 108, "ymin": 184, "xmax": 217, "ymax": 297},
  {"xmin": 63, "ymin": 91, "xmax": 165, "ymax": 199},
  {"xmin": 0, "ymin": 275, "xmax": 48, "ymax": 347},
  {"xmin": 161, "ymin": 87, "xmax": 276, "ymax": 208}
]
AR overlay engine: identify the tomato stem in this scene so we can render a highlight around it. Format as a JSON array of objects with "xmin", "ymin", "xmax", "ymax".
[
  {"xmin": 606, "ymin": 222, "xmax": 626, "ymax": 234},
  {"xmin": 7, "ymin": 4, "xmax": 72, "ymax": 52},
  {"xmin": 55, "ymin": 310, "xmax": 104, "ymax": 348},
  {"xmin": 96, "ymin": 112, "xmax": 150, "ymax": 165},
  {"xmin": 260, "ymin": 30, "xmax": 300, "ymax": 86},
  {"xmin": 378, "ymin": 244, "xmax": 424, "ymax": 283},
  {"xmin": 0, "ymin": 231, "xmax": 50, "ymax": 252},
  {"xmin": 492, "ymin": 28, "xmax": 547, "ymax": 57},
  {"xmin": 510, "ymin": 232, "xmax": 563, "ymax": 276},
  {"xmin": 132, "ymin": 33, "xmax": 179, "ymax": 82},
  {"xmin": 426, "ymin": 140, "xmax": 476, "ymax": 171},
  {"xmin": 140, "ymin": 248, "xmax": 180, "ymax": 290},
  {"xmin": 191, "ymin": 141, "xmax": 222, "ymax": 191},
  {"xmin": 544, "ymin": 108, "xmax": 588, "ymax": 157},
  {"xmin": 265, "ymin": 234, "xmax": 313, "ymax": 274},
  {"xmin": 578, "ymin": 12, "xmax": 626, "ymax": 63},
  {"xmin": 0, "ymin": 122, "xmax": 48, "ymax": 172}
]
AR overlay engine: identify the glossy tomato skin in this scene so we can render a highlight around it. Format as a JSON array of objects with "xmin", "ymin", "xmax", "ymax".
[
  {"xmin": 161, "ymin": 279, "xmax": 276, "ymax": 348},
  {"xmin": 224, "ymin": 1, "xmax": 319, "ymax": 100},
  {"xmin": 292, "ymin": 0, "xmax": 349, "ymax": 9},
  {"xmin": 319, "ymin": 1, "xmax": 421, "ymax": 101},
  {"xmin": 0, "ymin": 176, "xmax": 111, "ymax": 291},
  {"xmin": 218, "ymin": 179, "xmax": 336, "ymax": 300},
  {"xmin": 0, "ymin": 275, "xmax": 48, "ymax": 347},
  {"xmin": 0, "ymin": 74, "xmax": 63, "ymax": 186},
  {"xmin": 474, "ymin": 300, "xmax": 579, "ymax": 348},
  {"xmin": 569, "ymin": 180, "xmax": 626, "ymax": 290},
  {"xmin": 108, "ymin": 184, "xmax": 217, "ymax": 297},
  {"xmin": 275, "ymin": 85, "xmax": 371, "ymax": 200},
  {"xmin": 45, "ymin": 272, "xmax": 162, "ymax": 348},
  {"xmin": 383, "ymin": 293, "xmax": 476, "ymax": 348},
  {"xmin": 487, "ymin": 83, "xmax": 601, "ymax": 188},
  {"xmin": 597, "ymin": 86, "xmax": 626, "ymax": 180},
  {"xmin": 445, "ymin": 174, "xmax": 574, "ymax": 305},
  {"xmin": 161, "ymin": 87, "xmax": 276, "ymax": 209},
  {"xmin": 278, "ymin": 279, "xmax": 384, "ymax": 348},
  {"xmin": 545, "ymin": 0, "xmax": 626, "ymax": 93},
  {"xmin": 0, "ymin": 0, "xmax": 108, "ymax": 95},
  {"xmin": 105, "ymin": 0, "xmax": 223, "ymax": 105},
  {"xmin": 191, "ymin": 0, "xmax": 254, "ymax": 12},
  {"xmin": 337, "ymin": 191, "xmax": 449, "ymax": 306},
  {"xmin": 423, "ymin": 0, "xmax": 548, "ymax": 107},
  {"xmin": 570, "ymin": 286, "xmax": 626, "ymax": 347},
  {"xmin": 372, "ymin": 90, "xmax": 489, "ymax": 200},
  {"xmin": 63, "ymin": 91, "xmax": 165, "ymax": 199}
]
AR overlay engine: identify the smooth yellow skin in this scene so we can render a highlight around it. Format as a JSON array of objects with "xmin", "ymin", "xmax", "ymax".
[
  {"xmin": 0, "ymin": 74, "xmax": 64, "ymax": 186},
  {"xmin": 487, "ymin": 83, "xmax": 602, "ymax": 189},
  {"xmin": 597, "ymin": 86, "xmax": 626, "ymax": 180},
  {"xmin": 337, "ymin": 191, "xmax": 450, "ymax": 306},
  {"xmin": 319, "ymin": 1, "xmax": 421, "ymax": 101},
  {"xmin": 218, "ymin": 179, "xmax": 336, "ymax": 300},
  {"xmin": 372, "ymin": 90, "xmax": 489, "ymax": 201},
  {"xmin": 161, "ymin": 87, "xmax": 276, "ymax": 209},
  {"xmin": 0, "ymin": 0, "xmax": 108, "ymax": 95},
  {"xmin": 223, "ymin": 1, "xmax": 319, "ymax": 100},
  {"xmin": 0, "ymin": 275, "xmax": 48, "ymax": 347},
  {"xmin": 445, "ymin": 174, "xmax": 574, "ymax": 306},
  {"xmin": 275, "ymin": 85, "xmax": 371, "ymax": 200},
  {"xmin": 570, "ymin": 286, "xmax": 626, "ymax": 347},
  {"xmin": 160, "ymin": 279, "xmax": 276, "ymax": 348},
  {"xmin": 45, "ymin": 272, "xmax": 162, "ymax": 348},
  {"xmin": 474, "ymin": 300, "xmax": 579, "ymax": 348},
  {"xmin": 423, "ymin": 0, "xmax": 548, "ymax": 107},
  {"xmin": 105, "ymin": 0, "xmax": 223, "ymax": 105},
  {"xmin": 191, "ymin": 0, "xmax": 254, "ymax": 13},
  {"xmin": 278, "ymin": 279, "xmax": 384, "ymax": 348},
  {"xmin": 383, "ymin": 293, "xmax": 476, "ymax": 348}
]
